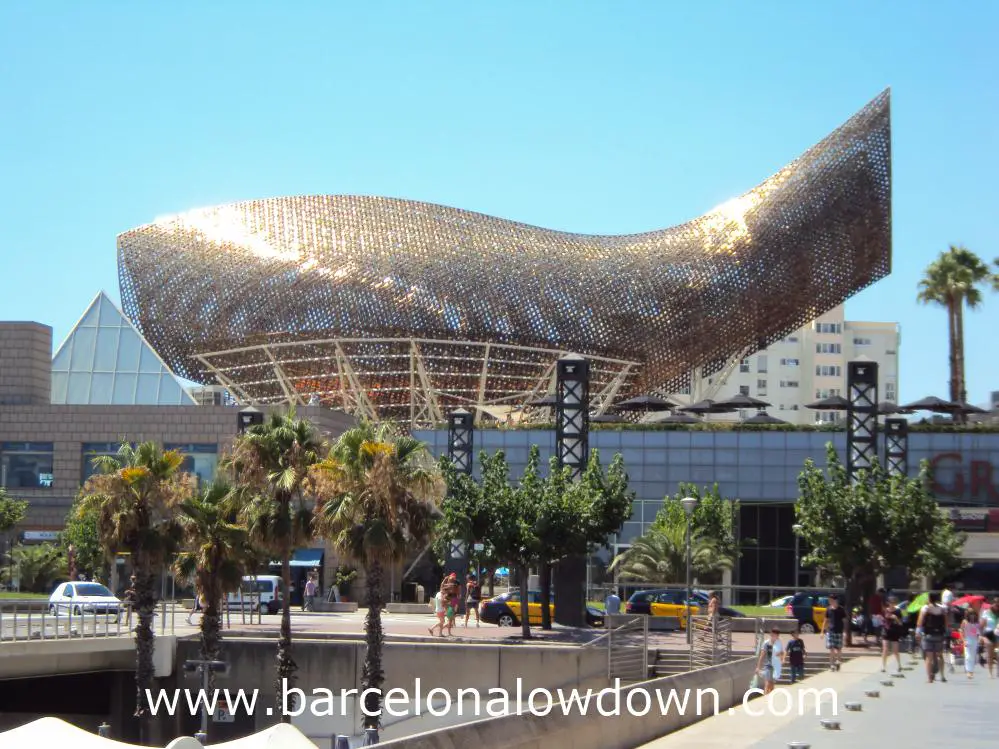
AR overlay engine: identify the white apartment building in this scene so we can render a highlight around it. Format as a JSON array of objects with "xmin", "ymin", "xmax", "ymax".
[{"xmin": 678, "ymin": 305, "xmax": 900, "ymax": 425}]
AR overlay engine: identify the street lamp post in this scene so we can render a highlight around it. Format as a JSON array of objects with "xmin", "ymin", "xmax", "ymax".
[
  {"xmin": 792, "ymin": 524, "xmax": 802, "ymax": 590},
  {"xmin": 681, "ymin": 497, "xmax": 698, "ymax": 646}
]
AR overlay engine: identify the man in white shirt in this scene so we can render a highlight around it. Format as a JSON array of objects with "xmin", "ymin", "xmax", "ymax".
[{"xmin": 605, "ymin": 589, "xmax": 621, "ymax": 615}]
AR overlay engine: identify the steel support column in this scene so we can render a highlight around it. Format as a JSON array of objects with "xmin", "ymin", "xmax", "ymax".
[
  {"xmin": 447, "ymin": 408, "xmax": 474, "ymax": 475},
  {"xmin": 846, "ymin": 360, "xmax": 879, "ymax": 483},
  {"xmin": 554, "ymin": 354, "xmax": 589, "ymax": 627},
  {"xmin": 884, "ymin": 417, "xmax": 908, "ymax": 477},
  {"xmin": 444, "ymin": 409, "xmax": 474, "ymax": 608}
]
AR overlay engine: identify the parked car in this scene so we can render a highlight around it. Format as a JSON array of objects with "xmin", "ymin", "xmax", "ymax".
[
  {"xmin": 785, "ymin": 592, "xmax": 838, "ymax": 633},
  {"xmin": 226, "ymin": 575, "xmax": 282, "ymax": 614},
  {"xmin": 479, "ymin": 590, "xmax": 604, "ymax": 628},
  {"xmin": 626, "ymin": 588, "xmax": 742, "ymax": 628},
  {"xmin": 48, "ymin": 581, "xmax": 121, "ymax": 621},
  {"xmin": 768, "ymin": 595, "xmax": 793, "ymax": 608}
]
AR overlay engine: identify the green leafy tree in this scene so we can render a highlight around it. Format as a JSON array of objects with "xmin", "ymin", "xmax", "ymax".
[
  {"xmin": 652, "ymin": 483, "xmax": 741, "ymax": 569},
  {"xmin": 61, "ymin": 494, "xmax": 107, "ymax": 582},
  {"xmin": 485, "ymin": 450, "xmax": 541, "ymax": 638},
  {"xmin": 173, "ymin": 480, "xmax": 251, "ymax": 683},
  {"xmin": 534, "ymin": 453, "xmax": 582, "ymax": 629},
  {"xmin": 795, "ymin": 443, "xmax": 966, "ymax": 645},
  {"xmin": 225, "ymin": 410, "xmax": 323, "ymax": 720},
  {"xmin": 917, "ymin": 245, "xmax": 992, "ymax": 407},
  {"xmin": 0, "ymin": 488, "xmax": 27, "ymax": 535},
  {"xmin": 535, "ymin": 449, "xmax": 634, "ymax": 629},
  {"xmin": 0, "ymin": 490, "xmax": 28, "ymax": 588},
  {"xmin": 79, "ymin": 441, "xmax": 191, "ymax": 739},
  {"xmin": 314, "ymin": 423, "xmax": 443, "ymax": 731},
  {"xmin": 608, "ymin": 518, "xmax": 734, "ymax": 583},
  {"xmin": 436, "ymin": 456, "xmax": 503, "ymax": 593},
  {"xmin": 1, "ymin": 542, "xmax": 66, "ymax": 593}
]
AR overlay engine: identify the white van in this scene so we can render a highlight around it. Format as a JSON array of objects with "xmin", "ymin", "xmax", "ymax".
[{"xmin": 226, "ymin": 575, "xmax": 282, "ymax": 614}]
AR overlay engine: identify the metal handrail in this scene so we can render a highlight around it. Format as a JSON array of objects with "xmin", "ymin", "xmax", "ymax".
[{"xmin": 0, "ymin": 600, "xmax": 175, "ymax": 643}]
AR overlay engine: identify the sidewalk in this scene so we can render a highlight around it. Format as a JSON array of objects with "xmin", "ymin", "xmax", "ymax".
[{"xmin": 637, "ymin": 651, "xmax": 995, "ymax": 749}]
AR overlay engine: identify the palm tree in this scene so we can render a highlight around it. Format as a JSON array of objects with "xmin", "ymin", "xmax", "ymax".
[
  {"xmin": 79, "ymin": 441, "xmax": 191, "ymax": 739},
  {"xmin": 608, "ymin": 518, "xmax": 734, "ymax": 584},
  {"xmin": 173, "ymin": 480, "xmax": 250, "ymax": 677},
  {"xmin": 917, "ymin": 246, "xmax": 991, "ymax": 408},
  {"xmin": 225, "ymin": 410, "xmax": 324, "ymax": 721},
  {"xmin": 314, "ymin": 423, "xmax": 444, "ymax": 732}
]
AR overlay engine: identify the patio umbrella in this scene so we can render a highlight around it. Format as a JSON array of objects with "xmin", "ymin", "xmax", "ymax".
[
  {"xmin": 952, "ymin": 594, "xmax": 985, "ymax": 608},
  {"xmin": 591, "ymin": 413, "xmax": 628, "ymax": 423},
  {"xmin": 954, "ymin": 401, "xmax": 989, "ymax": 415},
  {"xmin": 717, "ymin": 393, "xmax": 772, "ymax": 409},
  {"xmin": 877, "ymin": 401, "xmax": 913, "ymax": 415},
  {"xmin": 899, "ymin": 395, "xmax": 962, "ymax": 413},
  {"xmin": 906, "ymin": 592, "xmax": 929, "ymax": 614},
  {"xmin": 614, "ymin": 394, "xmax": 675, "ymax": 412},
  {"xmin": 740, "ymin": 411, "xmax": 788, "ymax": 425},
  {"xmin": 651, "ymin": 412, "xmax": 702, "ymax": 424},
  {"xmin": 525, "ymin": 394, "xmax": 556, "ymax": 407},
  {"xmin": 680, "ymin": 398, "xmax": 737, "ymax": 414},
  {"xmin": 805, "ymin": 395, "xmax": 851, "ymax": 410}
]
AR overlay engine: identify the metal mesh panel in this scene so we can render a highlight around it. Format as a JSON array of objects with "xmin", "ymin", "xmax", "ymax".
[{"xmin": 117, "ymin": 91, "xmax": 891, "ymax": 428}]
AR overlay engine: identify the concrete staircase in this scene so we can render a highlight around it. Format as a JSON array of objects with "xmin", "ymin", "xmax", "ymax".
[{"xmin": 649, "ymin": 648, "xmax": 854, "ymax": 680}]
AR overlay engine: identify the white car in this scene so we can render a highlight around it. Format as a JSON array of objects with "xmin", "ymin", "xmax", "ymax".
[
  {"xmin": 768, "ymin": 595, "xmax": 793, "ymax": 608},
  {"xmin": 49, "ymin": 581, "xmax": 122, "ymax": 621}
]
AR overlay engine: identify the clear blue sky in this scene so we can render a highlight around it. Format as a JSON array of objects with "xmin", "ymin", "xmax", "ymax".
[{"xmin": 1, "ymin": 2, "xmax": 996, "ymax": 403}]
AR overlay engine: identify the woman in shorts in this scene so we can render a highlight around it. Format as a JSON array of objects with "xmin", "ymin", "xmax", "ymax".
[{"xmin": 881, "ymin": 597, "xmax": 903, "ymax": 673}]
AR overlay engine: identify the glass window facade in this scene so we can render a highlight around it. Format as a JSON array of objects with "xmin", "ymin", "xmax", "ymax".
[
  {"xmin": 1, "ymin": 442, "xmax": 54, "ymax": 488},
  {"xmin": 51, "ymin": 292, "xmax": 195, "ymax": 406},
  {"xmin": 81, "ymin": 442, "xmax": 133, "ymax": 482},
  {"xmin": 165, "ymin": 443, "xmax": 219, "ymax": 486}
]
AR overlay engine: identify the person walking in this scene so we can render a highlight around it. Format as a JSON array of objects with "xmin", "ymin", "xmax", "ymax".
[
  {"xmin": 604, "ymin": 588, "xmax": 621, "ymax": 615},
  {"xmin": 941, "ymin": 587, "xmax": 956, "ymax": 673},
  {"xmin": 823, "ymin": 595, "xmax": 846, "ymax": 671},
  {"xmin": 867, "ymin": 588, "xmax": 885, "ymax": 645},
  {"xmin": 785, "ymin": 630, "xmax": 806, "ymax": 684},
  {"xmin": 186, "ymin": 591, "xmax": 205, "ymax": 626},
  {"xmin": 463, "ymin": 574, "xmax": 480, "ymax": 627},
  {"xmin": 881, "ymin": 596, "xmax": 903, "ymax": 673},
  {"xmin": 961, "ymin": 608, "xmax": 980, "ymax": 679},
  {"xmin": 981, "ymin": 598, "xmax": 999, "ymax": 677},
  {"xmin": 303, "ymin": 575, "xmax": 317, "ymax": 612},
  {"xmin": 917, "ymin": 592, "xmax": 948, "ymax": 683},
  {"xmin": 122, "ymin": 575, "xmax": 137, "ymax": 630},
  {"xmin": 428, "ymin": 589, "xmax": 447, "ymax": 637},
  {"xmin": 756, "ymin": 627, "xmax": 782, "ymax": 694}
]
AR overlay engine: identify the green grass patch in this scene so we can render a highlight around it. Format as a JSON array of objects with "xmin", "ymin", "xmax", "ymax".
[
  {"xmin": 0, "ymin": 592, "xmax": 48, "ymax": 600},
  {"xmin": 733, "ymin": 605, "xmax": 791, "ymax": 618}
]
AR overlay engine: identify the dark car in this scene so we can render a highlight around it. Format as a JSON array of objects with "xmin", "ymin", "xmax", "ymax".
[
  {"xmin": 625, "ymin": 589, "xmax": 669, "ymax": 615},
  {"xmin": 479, "ymin": 590, "xmax": 604, "ymax": 628},
  {"xmin": 786, "ymin": 591, "xmax": 839, "ymax": 633}
]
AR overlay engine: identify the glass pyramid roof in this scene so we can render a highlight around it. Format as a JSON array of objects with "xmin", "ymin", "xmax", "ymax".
[{"xmin": 51, "ymin": 291, "xmax": 196, "ymax": 405}]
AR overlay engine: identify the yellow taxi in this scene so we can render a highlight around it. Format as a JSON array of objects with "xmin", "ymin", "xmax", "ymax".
[
  {"xmin": 479, "ymin": 591, "xmax": 605, "ymax": 627},
  {"xmin": 785, "ymin": 592, "xmax": 830, "ymax": 633},
  {"xmin": 648, "ymin": 590, "xmax": 701, "ymax": 629}
]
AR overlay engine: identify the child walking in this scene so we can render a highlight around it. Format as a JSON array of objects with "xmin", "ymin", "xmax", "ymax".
[
  {"xmin": 962, "ymin": 609, "xmax": 980, "ymax": 679},
  {"xmin": 785, "ymin": 630, "xmax": 807, "ymax": 684}
]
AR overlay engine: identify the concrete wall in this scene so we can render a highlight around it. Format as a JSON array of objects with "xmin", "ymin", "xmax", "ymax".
[
  {"xmin": 0, "ymin": 323, "xmax": 51, "ymax": 407},
  {"xmin": 176, "ymin": 637, "xmax": 607, "ymax": 740},
  {"xmin": 374, "ymin": 656, "xmax": 756, "ymax": 749},
  {"xmin": 0, "ymin": 635, "xmax": 176, "ymax": 680}
]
